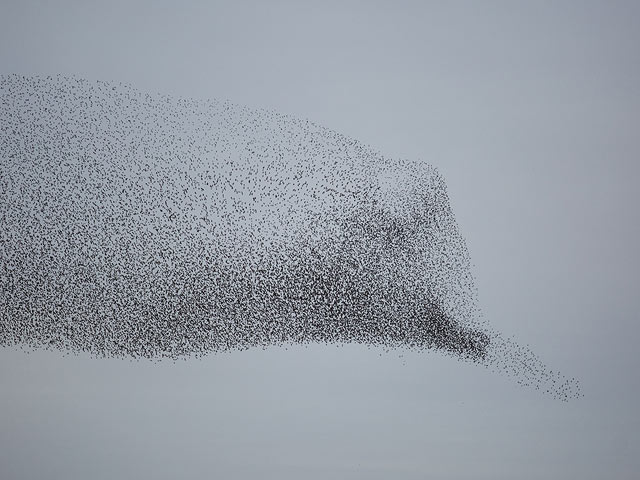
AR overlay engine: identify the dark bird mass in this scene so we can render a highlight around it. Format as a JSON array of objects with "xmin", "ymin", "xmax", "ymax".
[{"xmin": 0, "ymin": 74, "xmax": 581, "ymax": 400}]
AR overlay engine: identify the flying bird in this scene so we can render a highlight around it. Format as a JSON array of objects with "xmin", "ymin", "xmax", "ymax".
[{"xmin": 0, "ymin": 74, "xmax": 581, "ymax": 401}]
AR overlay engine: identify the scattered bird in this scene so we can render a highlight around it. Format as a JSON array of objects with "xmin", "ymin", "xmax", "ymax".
[{"xmin": 0, "ymin": 74, "xmax": 581, "ymax": 401}]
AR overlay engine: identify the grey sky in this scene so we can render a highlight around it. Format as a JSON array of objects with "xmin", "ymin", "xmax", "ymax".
[{"xmin": 1, "ymin": 1, "xmax": 639, "ymax": 479}]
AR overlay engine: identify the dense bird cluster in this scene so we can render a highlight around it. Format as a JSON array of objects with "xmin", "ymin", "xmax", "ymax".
[{"xmin": 0, "ymin": 74, "xmax": 580, "ymax": 400}]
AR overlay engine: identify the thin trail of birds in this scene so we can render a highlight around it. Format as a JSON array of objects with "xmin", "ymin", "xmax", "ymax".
[{"xmin": 0, "ymin": 74, "xmax": 580, "ymax": 400}]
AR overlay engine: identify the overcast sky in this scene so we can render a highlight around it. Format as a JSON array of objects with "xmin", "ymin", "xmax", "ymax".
[{"xmin": 1, "ymin": 1, "xmax": 639, "ymax": 479}]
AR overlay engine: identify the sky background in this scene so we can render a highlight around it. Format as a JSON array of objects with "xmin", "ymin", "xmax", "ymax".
[{"xmin": 1, "ymin": 1, "xmax": 639, "ymax": 479}]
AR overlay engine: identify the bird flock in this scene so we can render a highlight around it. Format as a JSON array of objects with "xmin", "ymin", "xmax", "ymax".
[{"xmin": 0, "ymin": 74, "xmax": 581, "ymax": 400}]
